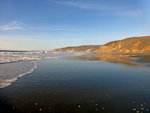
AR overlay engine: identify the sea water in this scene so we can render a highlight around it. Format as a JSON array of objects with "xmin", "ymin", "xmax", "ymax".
[
  {"xmin": 0, "ymin": 61, "xmax": 37, "ymax": 88},
  {"xmin": 0, "ymin": 52, "xmax": 79, "ymax": 88},
  {"xmin": 0, "ymin": 55, "xmax": 150, "ymax": 113}
]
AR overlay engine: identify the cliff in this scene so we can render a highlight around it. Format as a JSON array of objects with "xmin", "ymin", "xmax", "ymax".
[
  {"xmin": 53, "ymin": 36, "xmax": 150, "ymax": 54},
  {"xmin": 53, "ymin": 45, "xmax": 101, "ymax": 53}
]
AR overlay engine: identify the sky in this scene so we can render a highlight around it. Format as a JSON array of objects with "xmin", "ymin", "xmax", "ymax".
[{"xmin": 0, "ymin": 0, "xmax": 150, "ymax": 50}]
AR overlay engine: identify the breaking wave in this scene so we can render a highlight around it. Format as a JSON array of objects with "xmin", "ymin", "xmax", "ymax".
[{"xmin": 0, "ymin": 61, "xmax": 37, "ymax": 88}]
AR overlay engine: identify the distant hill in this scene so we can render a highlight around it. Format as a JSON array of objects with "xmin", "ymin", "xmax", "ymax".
[
  {"xmin": 53, "ymin": 45, "xmax": 100, "ymax": 53},
  {"xmin": 53, "ymin": 36, "xmax": 150, "ymax": 54}
]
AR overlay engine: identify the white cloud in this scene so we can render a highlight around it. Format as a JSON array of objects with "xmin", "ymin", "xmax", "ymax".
[
  {"xmin": 57, "ymin": 1, "xmax": 121, "ymax": 10},
  {"xmin": 0, "ymin": 21, "xmax": 25, "ymax": 31},
  {"xmin": 114, "ymin": 10, "xmax": 148, "ymax": 17},
  {"xmin": 57, "ymin": 1, "xmax": 148, "ymax": 17}
]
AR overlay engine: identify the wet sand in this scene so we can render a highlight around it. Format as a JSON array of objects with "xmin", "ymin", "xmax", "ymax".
[{"xmin": 0, "ymin": 56, "xmax": 150, "ymax": 113}]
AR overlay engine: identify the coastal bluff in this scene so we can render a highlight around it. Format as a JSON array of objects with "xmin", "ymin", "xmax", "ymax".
[{"xmin": 53, "ymin": 36, "xmax": 150, "ymax": 54}]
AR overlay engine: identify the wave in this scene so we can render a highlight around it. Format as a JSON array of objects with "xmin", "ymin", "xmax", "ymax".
[
  {"xmin": 0, "ymin": 52, "xmax": 82, "ymax": 88},
  {"xmin": 0, "ymin": 61, "xmax": 37, "ymax": 88}
]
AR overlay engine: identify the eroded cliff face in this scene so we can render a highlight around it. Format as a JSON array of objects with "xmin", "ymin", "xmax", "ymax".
[
  {"xmin": 98, "ymin": 36, "xmax": 150, "ymax": 53},
  {"xmin": 53, "ymin": 45, "xmax": 100, "ymax": 53},
  {"xmin": 53, "ymin": 36, "xmax": 150, "ymax": 54}
]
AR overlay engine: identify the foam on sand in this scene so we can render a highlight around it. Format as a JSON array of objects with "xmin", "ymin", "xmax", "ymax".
[
  {"xmin": 0, "ymin": 61, "xmax": 37, "ymax": 88},
  {"xmin": 0, "ymin": 52, "xmax": 82, "ymax": 88}
]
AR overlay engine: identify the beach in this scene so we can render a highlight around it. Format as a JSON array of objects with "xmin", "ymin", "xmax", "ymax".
[{"xmin": 0, "ymin": 56, "xmax": 150, "ymax": 113}]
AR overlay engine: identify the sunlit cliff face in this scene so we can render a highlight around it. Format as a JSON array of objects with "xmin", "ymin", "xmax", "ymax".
[
  {"xmin": 95, "ymin": 40, "xmax": 150, "ymax": 54},
  {"xmin": 53, "ymin": 36, "xmax": 150, "ymax": 54}
]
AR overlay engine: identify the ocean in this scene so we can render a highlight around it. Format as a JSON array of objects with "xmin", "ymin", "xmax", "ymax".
[{"xmin": 0, "ymin": 54, "xmax": 150, "ymax": 113}]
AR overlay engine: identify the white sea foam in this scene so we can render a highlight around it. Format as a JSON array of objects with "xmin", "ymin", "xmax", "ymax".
[
  {"xmin": 0, "ymin": 52, "xmax": 82, "ymax": 64},
  {"xmin": 0, "ymin": 52, "xmax": 82, "ymax": 88},
  {"xmin": 0, "ymin": 61, "xmax": 37, "ymax": 88}
]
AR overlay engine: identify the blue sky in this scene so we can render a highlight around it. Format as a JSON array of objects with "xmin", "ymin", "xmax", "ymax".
[{"xmin": 0, "ymin": 0, "xmax": 150, "ymax": 50}]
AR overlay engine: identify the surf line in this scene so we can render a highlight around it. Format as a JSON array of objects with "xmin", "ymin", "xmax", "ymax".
[{"xmin": 0, "ymin": 61, "xmax": 38, "ymax": 88}]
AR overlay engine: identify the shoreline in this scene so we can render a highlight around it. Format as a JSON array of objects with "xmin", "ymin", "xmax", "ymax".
[{"xmin": 0, "ymin": 61, "xmax": 38, "ymax": 88}]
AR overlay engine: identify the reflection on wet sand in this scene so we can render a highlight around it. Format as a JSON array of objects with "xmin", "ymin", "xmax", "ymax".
[
  {"xmin": 1, "ymin": 55, "xmax": 150, "ymax": 113},
  {"xmin": 67, "ymin": 54, "xmax": 141, "ymax": 66},
  {"xmin": 134, "ymin": 55, "xmax": 150, "ymax": 63}
]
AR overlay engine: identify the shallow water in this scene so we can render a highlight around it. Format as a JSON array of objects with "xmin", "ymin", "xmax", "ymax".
[
  {"xmin": 0, "ymin": 55, "xmax": 150, "ymax": 113},
  {"xmin": 0, "ymin": 61, "xmax": 36, "ymax": 88}
]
